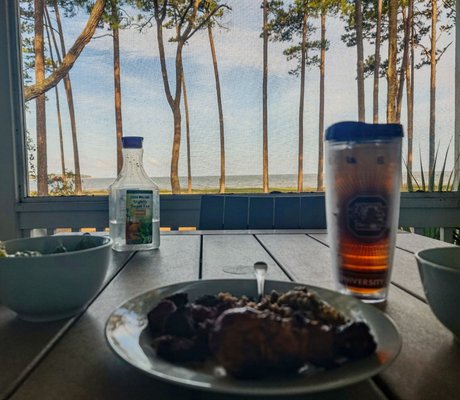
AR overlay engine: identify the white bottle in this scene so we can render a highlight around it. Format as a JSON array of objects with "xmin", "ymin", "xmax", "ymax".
[{"xmin": 109, "ymin": 137, "xmax": 160, "ymax": 251}]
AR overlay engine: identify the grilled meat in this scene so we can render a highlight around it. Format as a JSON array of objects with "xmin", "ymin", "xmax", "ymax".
[
  {"xmin": 210, "ymin": 307, "xmax": 341, "ymax": 378},
  {"xmin": 209, "ymin": 307, "xmax": 308, "ymax": 378},
  {"xmin": 147, "ymin": 287, "xmax": 377, "ymax": 378}
]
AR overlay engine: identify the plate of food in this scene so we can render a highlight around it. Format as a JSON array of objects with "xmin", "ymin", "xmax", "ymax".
[{"xmin": 105, "ymin": 279, "xmax": 401, "ymax": 395}]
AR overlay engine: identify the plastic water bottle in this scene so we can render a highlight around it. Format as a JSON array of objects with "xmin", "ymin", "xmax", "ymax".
[{"xmin": 109, "ymin": 137, "xmax": 160, "ymax": 251}]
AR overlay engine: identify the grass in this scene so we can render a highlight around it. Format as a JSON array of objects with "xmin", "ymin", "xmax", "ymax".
[
  {"xmin": 31, "ymin": 184, "xmax": 457, "ymax": 197},
  {"xmin": 405, "ymin": 139, "xmax": 460, "ymax": 193},
  {"xmin": 404, "ymin": 140, "xmax": 460, "ymax": 243},
  {"xmin": 29, "ymin": 186, "xmax": 316, "ymax": 196},
  {"xmin": 33, "ymin": 184, "xmax": 458, "ymax": 196}
]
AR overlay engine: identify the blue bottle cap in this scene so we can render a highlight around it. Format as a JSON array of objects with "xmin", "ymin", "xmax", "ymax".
[
  {"xmin": 325, "ymin": 121, "xmax": 403, "ymax": 141},
  {"xmin": 122, "ymin": 136, "xmax": 144, "ymax": 148}
]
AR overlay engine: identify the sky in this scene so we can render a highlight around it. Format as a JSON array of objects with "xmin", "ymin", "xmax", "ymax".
[{"xmin": 24, "ymin": 0, "xmax": 456, "ymax": 181}]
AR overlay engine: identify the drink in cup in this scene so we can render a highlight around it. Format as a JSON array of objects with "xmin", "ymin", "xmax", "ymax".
[{"xmin": 324, "ymin": 122, "xmax": 403, "ymax": 303}]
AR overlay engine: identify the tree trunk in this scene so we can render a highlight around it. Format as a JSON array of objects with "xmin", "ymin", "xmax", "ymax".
[
  {"xmin": 25, "ymin": 0, "xmax": 106, "ymax": 101},
  {"xmin": 396, "ymin": 7, "xmax": 409, "ymax": 122},
  {"xmin": 298, "ymin": 12, "xmax": 308, "ymax": 193},
  {"xmin": 406, "ymin": 0, "xmax": 414, "ymax": 191},
  {"xmin": 55, "ymin": 87, "xmax": 66, "ymax": 178},
  {"xmin": 35, "ymin": 0, "xmax": 48, "ymax": 196},
  {"xmin": 170, "ymin": 42, "xmax": 184, "ymax": 194},
  {"xmin": 208, "ymin": 23, "xmax": 225, "ymax": 194},
  {"xmin": 373, "ymin": 0, "xmax": 383, "ymax": 123},
  {"xmin": 65, "ymin": 81, "xmax": 82, "ymax": 194},
  {"xmin": 154, "ymin": 1, "xmax": 204, "ymax": 194},
  {"xmin": 355, "ymin": 0, "xmax": 365, "ymax": 122},
  {"xmin": 111, "ymin": 1, "xmax": 124, "ymax": 175},
  {"xmin": 54, "ymin": 1, "xmax": 82, "ymax": 194},
  {"xmin": 155, "ymin": 16, "xmax": 181, "ymax": 194},
  {"xmin": 155, "ymin": 17, "xmax": 174, "ymax": 109},
  {"xmin": 44, "ymin": 8, "xmax": 66, "ymax": 178},
  {"xmin": 387, "ymin": 0, "xmax": 398, "ymax": 123},
  {"xmin": 317, "ymin": 11, "xmax": 326, "ymax": 191},
  {"xmin": 262, "ymin": 0, "xmax": 269, "ymax": 193},
  {"xmin": 182, "ymin": 73, "xmax": 192, "ymax": 194},
  {"xmin": 429, "ymin": 0, "xmax": 437, "ymax": 177},
  {"xmin": 171, "ymin": 107, "xmax": 182, "ymax": 194}
]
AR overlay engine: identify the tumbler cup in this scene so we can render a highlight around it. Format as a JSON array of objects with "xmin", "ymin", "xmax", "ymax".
[{"xmin": 325, "ymin": 121, "xmax": 403, "ymax": 303}]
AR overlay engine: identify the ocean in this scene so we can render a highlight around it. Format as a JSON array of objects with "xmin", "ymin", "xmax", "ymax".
[
  {"xmin": 29, "ymin": 171, "xmax": 451, "ymax": 193},
  {"xmin": 29, "ymin": 174, "xmax": 317, "ymax": 193},
  {"xmin": 82, "ymin": 174, "xmax": 318, "ymax": 192}
]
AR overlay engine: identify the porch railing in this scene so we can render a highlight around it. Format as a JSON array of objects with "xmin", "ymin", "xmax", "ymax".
[{"xmin": 15, "ymin": 192, "xmax": 460, "ymax": 243}]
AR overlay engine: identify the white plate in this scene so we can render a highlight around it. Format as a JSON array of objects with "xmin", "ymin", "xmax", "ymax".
[{"xmin": 105, "ymin": 279, "xmax": 401, "ymax": 395}]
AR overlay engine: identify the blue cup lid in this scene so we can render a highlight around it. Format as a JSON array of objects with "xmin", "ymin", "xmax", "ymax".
[
  {"xmin": 122, "ymin": 136, "xmax": 143, "ymax": 148},
  {"xmin": 325, "ymin": 121, "xmax": 403, "ymax": 141}
]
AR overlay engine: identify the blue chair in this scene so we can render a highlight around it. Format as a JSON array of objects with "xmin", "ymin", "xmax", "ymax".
[
  {"xmin": 198, "ymin": 195, "xmax": 225, "ymax": 229},
  {"xmin": 249, "ymin": 197, "xmax": 274, "ymax": 229},
  {"xmin": 300, "ymin": 194, "xmax": 326, "ymax": 228},
  {"xmin": 224, "ymin": 196, "xmax": 249, "ymax": 229},
  {"xmin": 273, "ymin": 196, "xmax": 301, "ymax": 229},
  {"xmin": 199, "ymin": 194, "xmax": 326, "ymax": 230}
]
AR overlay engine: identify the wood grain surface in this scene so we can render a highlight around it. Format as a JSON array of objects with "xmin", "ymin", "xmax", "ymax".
[{"xmin": 3, "ymin": 231, "xmax": 458, "ymax": 400}]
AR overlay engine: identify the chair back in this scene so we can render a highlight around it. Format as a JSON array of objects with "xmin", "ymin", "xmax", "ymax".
[{"xmin": 198, "ymin": 194, "xmax": 326, "ymax": 230}]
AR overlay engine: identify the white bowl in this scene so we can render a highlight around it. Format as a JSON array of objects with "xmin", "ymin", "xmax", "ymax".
[
  {"xmin": 415, "ymin": 246, "xmax": 460, "ymax": 342},
  {"xmin": 0, "ymin": 235, "xmax": 112, "ymax": 322}
]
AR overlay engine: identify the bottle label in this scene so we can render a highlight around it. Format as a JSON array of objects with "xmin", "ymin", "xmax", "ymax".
[{"xmin": 126, "ymin": 190, "xmax": 153, "ymax": 244}]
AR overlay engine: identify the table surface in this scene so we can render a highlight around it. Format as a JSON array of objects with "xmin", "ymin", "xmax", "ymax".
[{"xmin": 1, "ymin": 230, "xmax": 459, "ymax": 400}]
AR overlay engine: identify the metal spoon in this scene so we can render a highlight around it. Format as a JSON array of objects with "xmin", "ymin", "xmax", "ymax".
[{"xmin": 254, "ymin": 261, "xmax": 268, "ymax": 301}]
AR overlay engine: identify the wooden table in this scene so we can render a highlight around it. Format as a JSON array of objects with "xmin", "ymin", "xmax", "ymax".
[{"xmin": 1, "ymin": 231, "xmax": 459, "ymax": 400}]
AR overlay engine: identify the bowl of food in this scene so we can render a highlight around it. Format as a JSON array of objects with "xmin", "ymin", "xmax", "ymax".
[
  {"xmin": 0, "ymin": 234, "xmax": 112, "ymax": 322},
  {"xmin": 415, "ymin": 246, "xmax": 460, "ymax": 342}
]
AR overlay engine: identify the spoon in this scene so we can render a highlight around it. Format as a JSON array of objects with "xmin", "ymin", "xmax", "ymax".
[{"xmin": 254, "ymin": 261, "xmax": 268, "ymax": 301}]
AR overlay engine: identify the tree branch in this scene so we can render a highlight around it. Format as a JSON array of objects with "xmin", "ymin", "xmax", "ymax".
[
  {"xmin": 93, "ymin": 33, "xmax": 114, "ymax": 39},
  {"xmin": 43, "ymin": 23, "xmax": 60, "ymax": 38},
  {"xmin": 180, "ymin": 0, "xmax": 200, "ymax": 41},
  {"xmin": 153, "ymin": 0, "xmax": 160, "ymax": 17},
  {"xmin": 24, "ymin": 0, "xmax": 106, "ymax": 102},
  {"xmin": 178, "ymin": 0, "xmax": 194, "ymax": 30},
  {"xmin": 44, "ymin": 5, "xmax": 62, "ymax": 64},
  {"xmin": 436, "ymin": 40, "xmax": 453, "ymax": 62},
  {"xmin": 161, "ymin": 0, "xmax": 168, "ymax": 21},
  {"xmin": 134, "ymin": 14, "xmax": 155, "ymax": 32},
  {"xmin": 416, "ymin": 42, "xmax": 430, "ymax": 59},
  {"xmin": 184, "ymin": 4, "xmax": 230, "ymax": 42}
]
